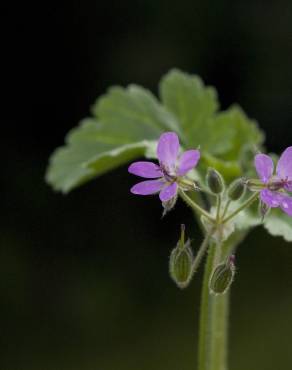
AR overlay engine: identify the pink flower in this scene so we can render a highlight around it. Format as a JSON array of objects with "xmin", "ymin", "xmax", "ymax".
[
  {"xmin": 254, "ymin": 147, "xmax": 292, "ymax": 216},
  {"xmin": 128, "ymin": 132, "xmax": 200, "ymax": 202}
]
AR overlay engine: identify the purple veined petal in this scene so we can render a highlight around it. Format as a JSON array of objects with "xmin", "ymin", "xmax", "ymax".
[
  {"xmin": 157, "ymin": 132, "xmax": 180, "ymax": 168},
  {"xmin": 128, "ymin": 161, "xmax": 163, "ymax": 178},
  {"xmin": 260, "ymin": 189, "xmax": 282, "ymax": 208},
  {"xmin": 177, "ymin": 149, "xmax": 200, "ymax": 176},
  {"xmin": 130, "ymin": 179, "xmax": 164, "ymax": 196},
  {"xmin": 159, "ymin": 182, "xmax": 178, "ymax": 202},
  {"xmin": 254, "ymin": 153, "xmax": 274, "ymax": 183},
  {"xmin": 276, "ymin": 146, "xmax": 292, "ymax": 181},
  {"xmin": 280, "ymin": 195, "xmax": 292, "ymax": 216}
]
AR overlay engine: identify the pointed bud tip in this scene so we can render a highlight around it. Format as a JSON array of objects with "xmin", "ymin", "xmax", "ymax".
[{"xmin": 206, "ymin": 168, "xmax": 224, "ymax": 194}]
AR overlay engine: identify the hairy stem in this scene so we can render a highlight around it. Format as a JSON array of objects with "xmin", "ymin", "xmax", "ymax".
[
  {"xmin": 216, "ymin": 195, "xmax": 221, "ymax": 223},
  {"xmin": 190, "ymin": 228, "xmax": 214, "ymax": 276},
  {"xmin": 198, "ymin": 240, "xmax": 230, "ymax": 370},
  {"xmin": 222, "ymin": 192, "xmax": 259, "ymax": 224},
  {"xmin": 221, "ymin": 199, "xmax": 231, "ymax": 220},
  {"xmin": 198, "ymin": 231, "xmax": 239, "ymax": 370},
  {"xmin": 179, "ymin": 190, "xmax": 214, "ymax": 222}
]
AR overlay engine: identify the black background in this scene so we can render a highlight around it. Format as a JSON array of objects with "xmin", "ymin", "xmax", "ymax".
[{"xmin": 2, "ymin": 1, "xmax": 292, "ymax": 369}]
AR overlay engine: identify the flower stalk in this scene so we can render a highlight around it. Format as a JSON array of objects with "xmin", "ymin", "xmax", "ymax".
[
  {"xmin": 179, "ymin": 189, "xmax": 214, "ymax": 223},
  {"xmin": 128, "ymin": 131, "xmax": 292, "ymax": 370},
  {"xmin": 222, "ymin": 192, "xmax": 259, "ymax": 224},
  {"xmin": 179, "ymin": 187, "xmax": 259, "ymax": 370}
]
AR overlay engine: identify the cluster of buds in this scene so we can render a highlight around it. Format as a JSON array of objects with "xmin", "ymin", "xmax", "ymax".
[{"xmin": 128, "ymin": 131, "xmax": 292, "ymax": 293}]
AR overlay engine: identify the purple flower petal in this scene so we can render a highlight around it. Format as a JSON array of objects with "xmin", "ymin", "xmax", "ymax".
[
  {"xmin": 128, "ymin": 161, "xmax": 162, "ymax": 178},
  {"xmin": 260, "ymin": 189, "xmax": 282, "ymax": 208},
  {"xmin": 280, "ymin": 195, "xmax": 292, "ymax": 216},
  {"xmin": 157, "ymin": 132, "xmax": 179, "ymax": 168},
  {"xmin": 159, "ymin": 182, "xmax": 178, "ymax": 202},
  {"xmin": 254, "ymin": 154, "xmax": 274, "ymax": 183},
  {"xmin": 130, "ymin": 179, "xmax": 164, "ymax": 196},
  {"xmin": 177, "ymin": 149, "xmax": 200, "ymax": 176},
  {"xmin": 284, "ymin": 182, "xmax": 292, "ymax": 192},
  {"xmin": 276, "ymin": 146, "xmax": 292, "ymax": 181}
]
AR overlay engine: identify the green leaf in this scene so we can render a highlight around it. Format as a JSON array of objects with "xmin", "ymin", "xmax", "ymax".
[
  {"xmin": 203, "ymin": 153, "xmax": 241, "ymax": 181},
  {"xmin": 92, "ymin": 85, "xmax": 181, "ymax": 141},
  {"xmin": 264, "ymin": 210, "xmax": 292, "ymax": 242},
  {"xmin": 46, "ymin": 118, "xmax": 154, "ymax": 193},
  {"xmin": 46, "ymin": 84, "xmax": 180, "ymax": 193},
  {"xmin": 219, "ymin": 105, "xmax": 264, "ymax": 161},
  {"xmin": 46, "ymin": 69, "xmax": 265, "ymax": 193},
  {"xmin": 159, "ymin": 69, "xmax": 222, "ymax": 150},
  {"xmin": 159, "ymin": 70, "xmax": 264, "ymax": 180},
  {"xmin": 233, "ymin": 207, "xmax": 262, "ymax": 231}
]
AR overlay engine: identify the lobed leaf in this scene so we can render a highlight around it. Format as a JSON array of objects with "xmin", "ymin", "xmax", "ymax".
[
  {"xmin": 46, "ymin": 119, "xmax": 154, "ymax": 193},
  {"xmin": 46, "ymin": 69, "xmax": 264, "ymax": 193},
  {"xmin": 264, "ymin": 210, "xmax": 292, "ymax": 242}
]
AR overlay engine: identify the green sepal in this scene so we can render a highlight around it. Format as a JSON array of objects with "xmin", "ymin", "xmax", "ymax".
[
  {"xmin": 169, "ymin": 240, "xmax": 193, "ymax": 289},
  {"xmin": 209, "ymin": 256, "xmax": 235, "ymax": 295}
]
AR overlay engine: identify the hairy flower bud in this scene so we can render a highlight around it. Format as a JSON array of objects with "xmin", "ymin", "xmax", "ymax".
[
  {"xmin": 169, "ymin": 225, "xmax": 193, "ymax": 289},
  {"xmin": 227, "ymin": 178, "xmax": 246, "ymax": 201},
  {"xmin": 209, "ymin": 255, "xmax": 235, "ymax": 295},
  {"xmin": 206, "ymin": 168, "xmax": 224, "ymax": 194}
]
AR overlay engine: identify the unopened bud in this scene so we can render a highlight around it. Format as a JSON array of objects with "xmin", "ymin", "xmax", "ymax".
[
  {"xmin": 169, "ymin": 225, "xmax": 193, "ymax": 289},
  {"xmin": 209, "ymin": 255, "xmax": 235, "ymax": 295},
  {"xmin": 206, "ymin": 168, "xmax": 224, "ymax": 194},
  {"xmin": 227, "ymin": 178, "xmax": 246, "ymax": 201}
]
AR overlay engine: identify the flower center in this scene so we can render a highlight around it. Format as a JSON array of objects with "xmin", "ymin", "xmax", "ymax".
[
  {"xmin": 160, "ymin": 164, "xmax": 177, "ymax": 182},
  {"xmin": 267, "ymin": 177, "xmax": 291, "ymax": 191}
]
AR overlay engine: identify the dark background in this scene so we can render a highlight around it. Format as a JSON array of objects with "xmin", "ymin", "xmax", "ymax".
[{"xmin": 2, "ymin": 1, "xmax": 292, "ymax": 369}]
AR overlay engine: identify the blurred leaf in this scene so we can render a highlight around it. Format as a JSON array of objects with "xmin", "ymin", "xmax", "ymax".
[
  {"xmin": 46, "ymin": 84, "xmax": 180, "ymax": 193},
  {"xmin": 220, "ymin": 105, "xmax": 264, "ymax": 161},
  {"xmin": 46, "ymin": 69, "xmax": 265, "ymax": 193},
  {"xmin": 46, "ymin": 119, "xmax": 153, "ymax": 193},
  {"xmin": 233, "ymin": 207, "xmax": 262, "ymax": 231},
  {"xmin": 159, "ymin": 71, "xmax": 264, "ymax": 180},
  {"xmin": 159, "ymin": 69, "xmax": 224, "ymax": 151},
  {"xmin": 264, "ymin": 210, "xmax": 292, "ymax": 242},
  {"xmin": 203, "ymin": 153, "xmax": 241, "ymax": 181},
  {"xmin": 92, "ymin": 85, "xmax": 181, "ymax": 140}
]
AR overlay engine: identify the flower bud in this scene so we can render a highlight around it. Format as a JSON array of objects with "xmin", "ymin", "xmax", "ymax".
[
  {"xmin": 227, "ymin": 178, "xmax": 246, "ymax": 201},
  {"xmin": 206, "ymin": 168, "xmax": 224, "ymax": 194},
  {"xmin": 209, "ymin": 255, "xmax": 235, "ymax": 295},
  {"xmin": 169, "ymin": 225, "xmax": 193, "ymax": 289}
]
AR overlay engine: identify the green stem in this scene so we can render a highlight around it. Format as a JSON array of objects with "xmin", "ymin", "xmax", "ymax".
[
  {"xmin": 179, "ymin": 190, "xmax": 214, "ymax": 223},
  {"xmin": 190, "ymin": 228, "xmax": 214, "ymax": 276},
  {"xmin": 197, "ymin": 229, "xmax": 247, "ymax": 370},
  {"xmin": 198, "ymin": 238, "xmax": 233, "ymax": 370},
  {"xmin": 221, "ymin": 199, "xmax": 231, "ymax": 220},
  {"xmin": 222, "ymin": 192, "xmax": 259, "ymax": 224},
  {"xmin": 180, "ymin": 188, "xmax": 254, "ymax": 370},
  {"xmin": 216, "ymin": 195, "xmax": 221, "ymax": 223}
]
